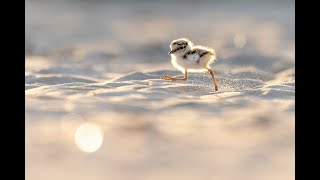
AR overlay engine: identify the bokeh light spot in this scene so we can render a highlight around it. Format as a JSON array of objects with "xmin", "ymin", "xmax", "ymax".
[
  {"xmin": 74, "ymin": 123, "xmax": 103, "ymax": 153},
  {"xmin": 233, "ymin": 33, "xmax": 247, "ymax": 48}
]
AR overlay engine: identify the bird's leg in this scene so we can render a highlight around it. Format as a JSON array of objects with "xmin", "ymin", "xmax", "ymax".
[
  {"xmin": 161, "ymin": 69, "xmax": 188, "ymax": 81},
  {"xmin": 207, "ymin": 68, "xmax": 218, "ymax": 92}
]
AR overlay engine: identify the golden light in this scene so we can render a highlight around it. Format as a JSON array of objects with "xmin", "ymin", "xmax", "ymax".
[{"xmin": 74, "ymin": 123, "xmax": 103, "ymax": 153}]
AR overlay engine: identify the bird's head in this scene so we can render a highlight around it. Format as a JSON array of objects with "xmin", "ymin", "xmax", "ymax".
[{"xmin": 169, "ymin": 38, "xmax": 193, "ymax": 56}]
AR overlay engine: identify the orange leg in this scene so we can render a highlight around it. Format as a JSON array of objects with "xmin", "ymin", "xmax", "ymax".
[
  {"xmin": 161, "ymin": 69, "xmax": 188, "ymax": 81},
  {"xmin": 207, "ymin": 68, "xmax": 218, "ymax": 92}
]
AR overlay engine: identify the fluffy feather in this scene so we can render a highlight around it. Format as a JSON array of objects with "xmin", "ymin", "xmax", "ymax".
[{"xmin": 170, "ymin": 42, "xmax": 217, "ymax": 72}]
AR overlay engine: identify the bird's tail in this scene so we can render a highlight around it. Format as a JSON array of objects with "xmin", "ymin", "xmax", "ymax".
[
  {"xmin": 207, "ymin": 47, "xmax": 217, "ymax": 58},
  {"xmin": 206, "ymin": 47, "xmax": 217, "ymax": 66}
]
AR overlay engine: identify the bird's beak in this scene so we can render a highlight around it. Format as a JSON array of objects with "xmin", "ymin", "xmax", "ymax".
[{"xmin": 168, "ymin": 49, "xmax": 174, "ymax": 54}]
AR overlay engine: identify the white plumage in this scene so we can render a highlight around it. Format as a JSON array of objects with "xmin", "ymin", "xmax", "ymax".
[
  {"xmin": 162, "ymin": 38, "xmax": 219, "ymax": 92},
  {"xmin": 187, "ymin": 53, "xmax": 200, "ymax": 62},
  {"xmin": 171, "ymin": 44, "xmax": 216, "ymax": 72}
]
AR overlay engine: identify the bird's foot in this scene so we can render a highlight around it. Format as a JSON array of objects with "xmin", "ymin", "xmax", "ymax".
[
  {"xmin": 214, "ymin": 86, "xmax": 218, "ymax": 92},
  {"xmin": 161, "ymin": 75, "xmax": 176, "ymax": 81}
]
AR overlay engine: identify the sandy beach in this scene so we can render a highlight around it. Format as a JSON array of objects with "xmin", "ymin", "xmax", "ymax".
[{"xmin": 26, "ymin": 1, "xmax": 295, "ymax": 180}]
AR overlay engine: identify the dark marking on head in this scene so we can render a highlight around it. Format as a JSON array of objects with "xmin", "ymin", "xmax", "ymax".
[
  {"xmin": 171, "ymin": 41, "xmax": 188, "ymax": 46},
  {"xmin": 169, "ymin": 45, "xmax": 187, "ymax": 54}
]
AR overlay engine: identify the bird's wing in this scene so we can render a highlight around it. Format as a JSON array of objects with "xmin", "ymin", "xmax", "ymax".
[
  {"xmin": 186, "ymin": 52, "xmax": 200, "ymax": 62},
  {"xmin": 193, "ymin": 45, "xmax": 216, "ymax": 57}
]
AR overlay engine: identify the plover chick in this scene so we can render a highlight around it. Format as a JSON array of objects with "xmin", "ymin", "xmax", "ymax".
[{"xmin": 161, "ymin": 38, "xmax": 218, "ymax": 92}]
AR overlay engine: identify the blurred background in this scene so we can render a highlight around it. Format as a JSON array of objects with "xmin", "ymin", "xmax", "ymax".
[
  {"xmin": 25, "ymin": 0, "xmax": 294, "ymax": 72},
  {"xmin": 26, "ymin": 0, "xmax": 294, "ymax": 180}
]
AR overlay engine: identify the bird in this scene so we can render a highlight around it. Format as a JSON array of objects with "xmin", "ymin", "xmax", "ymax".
[{"xmin": 161, "ymin": 38, "xmax": 218, "ymax": 92}]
